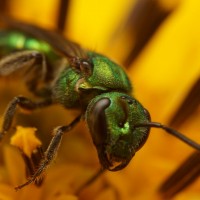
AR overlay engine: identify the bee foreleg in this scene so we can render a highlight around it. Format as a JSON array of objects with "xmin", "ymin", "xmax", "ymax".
[{"xmin": 14, "ymin": 115, "xmax": 82, "ymax": 190}]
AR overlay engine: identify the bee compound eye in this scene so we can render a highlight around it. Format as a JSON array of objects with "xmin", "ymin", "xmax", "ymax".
[
  {"xmin": 87, "ymin": 98, "xmax": 111, "ymax": 145},
  {"xmin": 143, "ymin": 108, "xmax": 151, "ymax": 121},
  {"xmin": 79, "ymin": 59, "xmax": 93, "ymax": 76}
]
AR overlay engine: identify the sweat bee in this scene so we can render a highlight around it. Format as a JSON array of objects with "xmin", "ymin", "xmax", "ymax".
[{"xmin": 0, "ymin": 16, "xmax": 199, "ymax": 192}]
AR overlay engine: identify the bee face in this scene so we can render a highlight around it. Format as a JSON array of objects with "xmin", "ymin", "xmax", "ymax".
[{"xmin": 86, "ymin": 92, "xmax": 150, "ymax": 170}]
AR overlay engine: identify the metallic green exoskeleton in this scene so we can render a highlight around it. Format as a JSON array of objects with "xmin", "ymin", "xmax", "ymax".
[{"xmin": 0, "ymin": 17, "xmax": 200, "ymax": 190}]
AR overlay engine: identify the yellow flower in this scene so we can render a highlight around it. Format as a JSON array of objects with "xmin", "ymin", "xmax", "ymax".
[
  {"xmin": 0, "ymin": 0, "xmax": 200, "ymax": 200},
  {"xmin": 10, "ymin": 126, "xmax": 41, "ymax": 157}
]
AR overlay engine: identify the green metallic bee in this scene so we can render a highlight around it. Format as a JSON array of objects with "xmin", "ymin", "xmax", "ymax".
[{"xmin": 0, "ymin": 16, "xmax": 200, "ymax": 190}]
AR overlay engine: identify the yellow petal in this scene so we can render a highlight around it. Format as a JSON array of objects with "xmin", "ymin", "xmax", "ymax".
[
  {"xmin": 49, "ymin": 194, "xmax": 78, "ymax": 200},
  {"xmin": 3, "ymin": 145, "xmax": 25, "ymax": 186},
  {"xmin": 96, "ymin": 188, "xmax": 117, "ymax": 200},
  {"xmin": 0, "ymin": 183, "xmax": 16, "ymax": 200}
]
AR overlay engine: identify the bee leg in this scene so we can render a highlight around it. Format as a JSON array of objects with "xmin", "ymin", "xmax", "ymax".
[
  {"xmin": 0, "ymin": 50, "xmax": 45, "ymax": 75},
  {"xmin": 0, "ymin": 50, "xmax": 52, "ymax": 97},
  {"xmin": 75, "ymin": 168, "xmax": 105, "ymax": 195},
  {"xmin": 0, "ymin": 96, "xmax": 52, "ymax": 140},
  {"xmin": 14, "ymin": 115, "xmax": 81, "ymax": 190}
]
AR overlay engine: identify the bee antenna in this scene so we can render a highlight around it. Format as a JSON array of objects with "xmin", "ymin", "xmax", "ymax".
[{"xmin": 134, "ymin": 122, "xmax": 200, "ymax": 151}]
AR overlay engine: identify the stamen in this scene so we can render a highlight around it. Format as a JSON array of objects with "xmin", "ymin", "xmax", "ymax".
[{"xmin": 10, "ymin": 126, "xmax": 45, "ymax": 188}]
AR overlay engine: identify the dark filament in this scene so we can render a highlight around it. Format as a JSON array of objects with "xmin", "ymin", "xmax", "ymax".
[
  {"xmin": 169, "ymin": 77, "xmax": 200, "ymax": 128},
  {"xmin": 159, "ymin": 151, "xmax": 200, "ymax": 198},
  {"xmin": 56, "ymin": 0, "xmax": 71, "ymax": 32},
  {"xmin": 20, "ymin": 147, "xmax": 44, "ymax": 187}
]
